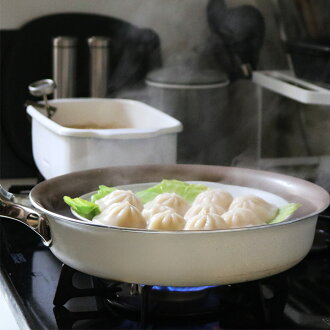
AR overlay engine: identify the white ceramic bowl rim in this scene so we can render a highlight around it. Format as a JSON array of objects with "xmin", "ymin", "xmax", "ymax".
[{"xmin": 26, "ymin": 98, "xmax": 183, "ymax": 139}]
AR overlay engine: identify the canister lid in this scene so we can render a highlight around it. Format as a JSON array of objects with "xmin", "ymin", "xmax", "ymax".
[
  {"xmin": 87, "ymin": 36, "xmax": 110, "ymax": 48},
  {"xmin": 53, "ymin": 36, "xmax": 77, "ymax": 47},
  {"xmin": 146, "ymin": 66, "xmax": 229, "ymax": 89}
]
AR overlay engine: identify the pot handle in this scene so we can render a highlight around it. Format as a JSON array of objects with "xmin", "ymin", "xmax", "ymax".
[{"xmin": 0, "ymin": 185, "xmax": 52, "ymax": 246}]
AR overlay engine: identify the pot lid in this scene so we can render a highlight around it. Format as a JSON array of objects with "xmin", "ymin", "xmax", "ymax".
[{"xmin": 146, "ymin": 66, "xmax": 229, "ymax": 90}]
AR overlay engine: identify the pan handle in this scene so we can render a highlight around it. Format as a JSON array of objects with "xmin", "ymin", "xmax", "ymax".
[{"xmin": 0, "ymin": 185, "xmax": 52, "ymax": 246}]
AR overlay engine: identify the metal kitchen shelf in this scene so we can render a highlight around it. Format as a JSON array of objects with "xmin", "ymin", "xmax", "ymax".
[
  {"xmin": 253, "ymin": 70, "xmax": 330, "ymax": 105},
  {"xmin": 252, "ymin": 70, "xmax": 330, "ymax": 170},
  {"xmin": 257, "ymin": 157, "xmax": 322, "ymax": 170}
]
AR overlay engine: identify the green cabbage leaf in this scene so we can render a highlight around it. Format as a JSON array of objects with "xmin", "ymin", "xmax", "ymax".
[
  {"xmin": 268, "ymin": 203, "xmax": 301, "ymax": 224},
  {"xmin": 136, "ymin": 179, "xmax": 208, "ymax": 204},
  {"xmin": 91, "ymin": 185, "xmax": 117, "ymax": 202},
  {"xmin": 63, "ymin": 196, "xmax": 100, "ymax": 220}
]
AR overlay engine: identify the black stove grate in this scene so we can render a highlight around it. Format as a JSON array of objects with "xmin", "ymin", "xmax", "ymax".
[{"xmin": 51, "ymin": 263, "xmax": 289, "ymax": 329}]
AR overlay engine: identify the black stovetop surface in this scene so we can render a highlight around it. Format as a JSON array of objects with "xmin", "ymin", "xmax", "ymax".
[{"xmin": 1, "ymin": 200, "xmax": 330, "ymax": 329}]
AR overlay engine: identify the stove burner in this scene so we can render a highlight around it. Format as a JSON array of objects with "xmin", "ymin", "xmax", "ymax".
[
  {"xmin": 53, "ymin": 264, "xmax": 120, "ymax": 306},
  {"xmin": 151, "ymin": 285, "xmax": 215, "ymax": 292},
  {"xmin": 52, "ymin": 264, "xmax": 289, "ymax": 329},
  {"xmin": 104, "ymin": 283, "xmax": 224, "ymax": 324}
]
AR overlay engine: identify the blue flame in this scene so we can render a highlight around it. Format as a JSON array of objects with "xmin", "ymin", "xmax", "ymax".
[{"xmin": 151, "ymin": 286, "xmax": 215, "ymax": 292}]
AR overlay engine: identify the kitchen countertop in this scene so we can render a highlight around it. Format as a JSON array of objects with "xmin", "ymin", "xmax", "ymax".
[
  {"xmin": 0, "ymin": 270, "xmax": 29, "ymax": 330},
  {"xmin": 0, "ymin": 177, "xmax": 37, "ymax": 330},
  {"xmin": 0, "ymin": 178, "xmax": 37, "ymax": 191},
  {"xmin": 0, "ymin": 294, "xmax": 19, "ymax": 330}
]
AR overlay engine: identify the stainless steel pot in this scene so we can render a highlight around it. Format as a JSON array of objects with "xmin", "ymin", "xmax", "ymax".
[
  {"xmin": 0, "ymin": 165, "xmax": 328, "ymax": 286},
  {"xmin": 145, "ymin": 66, "xmax": 232, "ymax": 165}
]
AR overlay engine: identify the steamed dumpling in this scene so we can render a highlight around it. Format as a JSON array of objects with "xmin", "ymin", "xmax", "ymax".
[
  {"xmin": 193, "ymin": 189, "xmax": 233, "ymax": 210},
  {"xmin": 229, "ymin": 195, "xmax": 278, "ymax": 222},
  {"xmin": 222, "ymin": 207, "xmax": 265, "ymax": 228},
  {"xmin": 184, "ymin": 213, "xmax": 228, "ymax": 230},
  {"xmin": 142, "ymin": 204, "xmax": 174, "ymax": 223},
  {"xmin": 184, "ymin": 203, "xmax": 226, "ymax": 220},
  {"xmin": 147, "ymin": 193, "xmax": 190, "ymax": 216},
  {"xmin": 147, "ymin": 209, "xmax": 185, "ymax": 230},
  {"xmin": 95, "ymin": 190, "xmax": 143, "ymax": 211},
  {"xmin": 93, "ymin": 201, "xmax": 146, "ymax": 228}
]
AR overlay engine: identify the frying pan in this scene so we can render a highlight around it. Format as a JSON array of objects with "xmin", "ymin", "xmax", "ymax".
[{"xmin": 0, "ymin": 164, "xmax": 328, "ymax": 286}]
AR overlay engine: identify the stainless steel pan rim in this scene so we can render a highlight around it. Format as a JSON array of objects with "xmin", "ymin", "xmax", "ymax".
[
  {"xmin": 28, "ymin": 164, "xmax": 329, "ymax": 235},
  {"xmin": 29, "ymin": 193, "xmax": 327, "ymax": 235}
]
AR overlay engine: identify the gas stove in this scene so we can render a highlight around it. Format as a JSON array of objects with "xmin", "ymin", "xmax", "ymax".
[{"xmin": 0, "ymin": 185, "xmax": 330, "ymax": 329}]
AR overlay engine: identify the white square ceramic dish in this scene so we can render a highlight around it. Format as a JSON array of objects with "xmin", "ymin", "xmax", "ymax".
[{"xmin": 27, "ymin": 98, "xmax": 183, "ymax": 179}]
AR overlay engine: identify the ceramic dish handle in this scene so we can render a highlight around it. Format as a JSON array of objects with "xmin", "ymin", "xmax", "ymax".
[
  {"xmin": 28, "ymin": 79, "xmax": 57, "ymax": 118},
  {"xmin": 0, "ymin": 185, "xmax": 52, "ymax": 246}
]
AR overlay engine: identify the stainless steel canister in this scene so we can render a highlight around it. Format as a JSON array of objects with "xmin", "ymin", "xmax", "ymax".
[
  {"xmin": 88, "ymin": 36, "xmax": 110, "ymax": 97},
  {"xmin": 52, "ymin": 36, "xmax": 77, "ymax": 98}
]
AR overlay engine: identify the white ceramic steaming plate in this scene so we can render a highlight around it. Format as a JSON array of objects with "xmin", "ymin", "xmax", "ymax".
[{"xmin": 71, "ymin": 181, "xmax": 288, "ymax": 222}]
